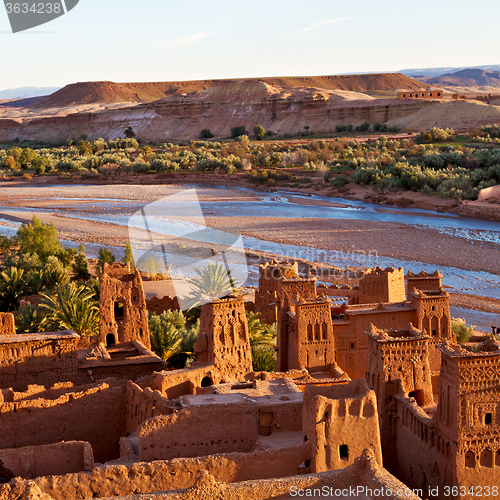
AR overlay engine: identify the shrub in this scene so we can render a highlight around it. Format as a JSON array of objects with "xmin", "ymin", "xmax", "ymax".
[
  {"xmin": 253, "ymin": 125, "xmax": 266, "ymax": 141},
  {"xmin": 452, "ymin": 319, "xmax": 473, "ymax": 344},
  {"xmin": 230, "ymin": 126, "xmax": 248, "ymax": 139},
  {"xmin": 331, "ymin": 175, "xmax": 350, "ymax": 188},
  {"xmin": 200, "ymin": 128, "xmax": 214, "ymax": 139},
  {"xmin": 16, "ymin": 215, "xmax": 61, "ymax": 260}
]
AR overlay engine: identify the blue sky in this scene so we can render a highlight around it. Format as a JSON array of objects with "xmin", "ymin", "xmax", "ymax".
[{"xmin": 0, "ymin": 0, "xmax": 499, "ymax": 89}]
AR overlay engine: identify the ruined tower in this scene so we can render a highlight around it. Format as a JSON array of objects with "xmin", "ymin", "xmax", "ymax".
[
  {"xmin": 99, "ymin": 263, "xmax": 150, "ymax": 349},
  {"xmin": 366, "ymin": 323, "xmax": 433, "ymax": 471},
  {"xmin": 287, "ymin": 296, "xmax": 335, "ymax": 372},
  {"xmin": 276, "ymin": 275, "xmax": 317, "ymax": 372},
  {"xmin": 410, "ymin": 288, "xmax": 453, "ymax": 370},
  {"xmin": 254, "ymin": 261, "xmax": 298, "ymax": 325},
  {"xmin": 193, "ymin": 296, "xmax": 252, "ymax": 378},
  {"xmin": 406, "ymin": 270, "xmax": 442, "ymax": 295},
  {"xmin": 358, "ymin": 267, "xmax": 405, "ymax": 305}
]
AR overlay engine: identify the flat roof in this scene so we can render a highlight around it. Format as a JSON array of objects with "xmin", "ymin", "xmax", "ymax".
[{"xmin": 0, "ymin": 330, "xmax": 79, "ymax": 345}]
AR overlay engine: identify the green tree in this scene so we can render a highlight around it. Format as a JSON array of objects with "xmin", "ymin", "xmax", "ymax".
[
  {"xmin": 253, "ymin": 125, "xmax": 266, "ymax": 141},
  {"xmin": 77, "ymin": 140, "xmax": 93, "ymax": 156},
  {"xmin": 187, "ymin": 261, "xmax": 239, "ymax": 307},
  {"xmin": 123, "ymin": 243, "xmax": 134, "ymax": 265},
  {"xmin": 16, "ymin": 215, "xmax": 61, "ymax": 260},
  {"xmin": 230, "ymin": 125, "xmax": 247, "ymax": 139},
  {"xmin": 148, "ymin": 310, "xmax": 184, "ymax": 361},
  {"xmin": 246, "ymin": 311, "xmax": 276, "ymax": 371},
  {"xmin": 200, "ymin": 129, "xmax": 214, "ymax": 139},
  {"xmin": 39, "ymin": 283, "xmax": 99, "ymax": 336},
  {"xmin": 452, "ymin": 318, "xmax": 473, "ymax": 344},
  {"xmin": 0, "ymin": 267, "xmax": 26, "ymax": 311},
  {"xmin": 16, "ymin": 303, "xmax": 45, "ymax": 334},
  {"xmin": 124, "ymin": 126, "xmax": 136, "ymax": 138},
  {"xmin": 73, "ymin": 251, "xmax": 91, "ymax": 281},
  {"xmin": 97, "ymin": 247, "xmax": 116, "ymax": 272}
]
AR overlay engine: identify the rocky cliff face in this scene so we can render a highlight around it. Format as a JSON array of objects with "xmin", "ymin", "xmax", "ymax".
[{"xmin": 0, "ymin": 80, "xmax": 434, "ymax": 142}]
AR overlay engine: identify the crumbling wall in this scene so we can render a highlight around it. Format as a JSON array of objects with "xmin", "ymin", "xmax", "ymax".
[
  {"xmin": 0, "ymin": 313, "xmax": 15, "ymax": 336},
  {"xmin": 138, "ymin": 402, "xmax": 259, "ymax": 461},
  {"xmin": 193, "ymin": 297, "xmax": 252, "ymax": 378},
  {"xmin": 99, "ymin": 263, "xmax": 150, "ymax": 349},
  {"xmin": 0, "ymin": 332, "xmax": 80, "ymax": 391},
  {"xmin": 146, "ymin": 295, "xmax": 180, "ymax": 314},
  {"xmin": 0, "ymin": 441, "xmax": 94, "ymax": 480},
  {"xmin": 0, "ymin": 445, "xmax": 310, "ymax": 500},
  {"xmin": 302, "ymin": 379, "xmax": 383, "ymax": 473},
  {"xmin": 125, "ymin": 380, "xmax": 174, "ymax": 435},
  {"xmin": 0, "ymin": 379, "xmax": 127, "ymax": 463},
  {"xmin": 396, "ymin": 397, "xmax": 451, "ymax": 494}
]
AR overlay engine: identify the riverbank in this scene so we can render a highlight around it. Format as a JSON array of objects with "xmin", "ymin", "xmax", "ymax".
[{"xmin": 1, "ymin": 170, "xmax": 497, "ymax": 221}]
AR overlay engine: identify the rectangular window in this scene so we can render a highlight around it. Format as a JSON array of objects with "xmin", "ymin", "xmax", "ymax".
[
  {"xmin": 485, "ymin": 413, "xmax": 493, "ymax": 425},
  {"xmin": 339, "ymin": 444, "xmax": 349, "ymax": 459}
]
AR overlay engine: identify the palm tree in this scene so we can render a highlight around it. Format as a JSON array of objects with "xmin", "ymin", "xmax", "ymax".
[
  {"xmin": 246, "ymin": 311, "xmax": 277, "ymax": 372},
  {"xmin": 0, "ymin": 267, "xmax": 26, "ymax": 311},
  {"xmin": 16, "ymin": 303, "xmax": 45, "ymax": 334},
  {"xmin": 148, "ymin": 311, "xmax": 184, "ymax": 361},
  {"xmin": 39, "ymin": 283, "xmax": 99, "ymax": 336},
  {"xmin": 187, "ymin": 261, "xmax": 239, "ymax": 307}
]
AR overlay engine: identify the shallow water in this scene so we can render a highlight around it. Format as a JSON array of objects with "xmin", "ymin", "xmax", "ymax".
[{"xmin": 0, "ymin": 183, "xmax": 499, "ymax": 299}]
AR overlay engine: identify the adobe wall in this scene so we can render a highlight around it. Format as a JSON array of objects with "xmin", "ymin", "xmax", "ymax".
[
  {"xmin": 254, "ymin": 290, "xmax": 278, "ymax": 325},
  {"xmin": 438, "ymin": 343, "xmax": 500, "ymax": 493},
  {"xmin": 0, "ymin": 445, "xmax": 311, "ymax": 500},
  {"xmin": 255, "ymin": 262, "xmax": 298, "ymax": 325},
  {"xmin": 406, "ymin": 271, "xmax": 442, "ymax": 295},
  {"xmin": 366, "ymin": 324, "xmax": 434, "ymax": 471},
  {"xmin": 333, "ymin": 303, "xmax": 416, "ymax": 380},
  {"xmin": 302, "ymin": 379, "xmax": 383, "ymax": 473},
  {"xmin": 410, "ymin": 289, "xmax": 452, "ymax": 371},
  {"xmin": 0, "ymin": 331, "xmax": 80, "ymax": 391},
  {"xmin": 0, "ymin": 379, "xmax": 127, "ymax": 463},
  {"xmin": 0, "ymin": 441, "xmax": 94, "ymax": 480},
  {"xmin": 398, "ymin": 90, "xmax": 444, "ymax": 99},
  {"xmin": 193, "ymin": 296, "xmax": 252, "ymax": 378},
  {"xmin": 478, "ymin": 184, "xmax": 500, "ymax": 202},
  {"xmin": 125, "ymin": 380, "xmax": 174, "ymax": 435},
  {"xmin": 358, "ymin": 267, "xmax": 405, "ymax": 305},
  {"xmin": 288, "ymin": 299, "xmax": 335, "ymax": 372},
  {"xmin": 146, "ymin": 295, "xmax": 180, "ymax": 314},
  {"xmin": 277, "ymin": 278, "xmax": 317, "ymax": 372},
  {"xmin": 139, "ymin": 403, "xmax": 257, "ymax": 461},
  {"xmin": 99, "ymin": 263, "xmax": 150, "ymax": 349},
  {"xmin": 396, "ymin": 397, "xmax": 452, "ymax": 495},
  {"xmin": 0, "ymin": 313, "xmax": 15, "ymax": 336},
  {"xmin": 102, "ymin": 450, "xmax": 422, "ymax": 500}
]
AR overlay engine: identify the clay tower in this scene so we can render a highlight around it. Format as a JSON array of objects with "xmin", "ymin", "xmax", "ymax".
[{"xmin": 99, "ymin": 262, "xmax": 150, "ymax": 349}]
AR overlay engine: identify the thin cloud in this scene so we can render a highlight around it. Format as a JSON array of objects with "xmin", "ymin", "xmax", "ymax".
[
  {"xmin": 151, "ymin": 32, "xmax": 215, "ymax": 51},
  {"xmin": 300, "ymin": 17, "xmax": 349, "ymax": 32}
]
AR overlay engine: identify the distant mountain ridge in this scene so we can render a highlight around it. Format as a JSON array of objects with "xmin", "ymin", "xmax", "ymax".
[
  {"xmin": 415, "ymin": 68, "xmax": 500, "ymax": 87},
  {"xmin": 0, "ymin": 86, "xmax": 61, "ymax": 99},
  {"xmin": 401, "ymin": 65, "xmax": 500, "ymax": 78}
]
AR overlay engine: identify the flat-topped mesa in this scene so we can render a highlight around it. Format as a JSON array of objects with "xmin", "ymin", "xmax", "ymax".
[{"xmin": 98, "ymin": 262, "xmax": 150, "ymax": 350}]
